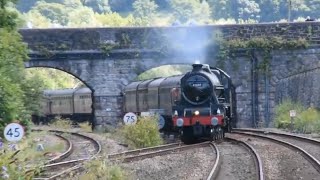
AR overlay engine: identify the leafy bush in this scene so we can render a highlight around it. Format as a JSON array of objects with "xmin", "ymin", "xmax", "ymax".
[
  {"xmin": 0, "ymin": 150, "xmax": 38, "ymax": 180},
  {"xmin": 79, "ymin": 159, "xmax": 126, "ymax": 180},
  {"xmin": 296, "ymin": 107, "xmax": 320, "ymax": 133},
  {"xmin": 121, "ymin": 116, "xmax": 163, "ymax": 148},
  {"xmin": 274, "ymin": 99, "xmax": 320, "ymax": 133},
  {"xmin": 49, "ymin": 116, "xmax": 72, "ymax": 129},
  {"xmin": 274, "ymin": 99, "xmax": 304, "ymax": 129}
]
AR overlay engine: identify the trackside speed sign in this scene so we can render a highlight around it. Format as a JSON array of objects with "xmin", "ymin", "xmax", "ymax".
[
  {"xmin": 123, "ymin": 112, "xmax": 137, "ymax": 125},
  {"xmin": 4, "ymin": 123, "xmax": 24, "ymax": 142}
]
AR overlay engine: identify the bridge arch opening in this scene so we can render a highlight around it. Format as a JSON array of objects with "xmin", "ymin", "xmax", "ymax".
[
  {"xmin": 25, "ymin": 67, "xmax": 94, "ymax": 129},
  {"xmin": 135, "ymin": 64, "xmax": 192, "ymax": 81}
]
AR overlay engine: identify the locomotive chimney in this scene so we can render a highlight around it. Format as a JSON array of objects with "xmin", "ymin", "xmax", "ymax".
[{"xmin": 192, "ymin": 64, "xmax": 203, "ymax": 71}]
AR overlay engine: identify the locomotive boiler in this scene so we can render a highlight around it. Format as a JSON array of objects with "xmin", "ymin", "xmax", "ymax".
[{"xmin": 123, "ymin": 63, "xmax": 235, "ymax": 143}]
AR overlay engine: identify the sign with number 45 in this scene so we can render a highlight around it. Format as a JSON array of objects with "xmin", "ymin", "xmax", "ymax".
[{"xmin": 4, "ymin": 123, "xmax": 24, "ymax": 142}]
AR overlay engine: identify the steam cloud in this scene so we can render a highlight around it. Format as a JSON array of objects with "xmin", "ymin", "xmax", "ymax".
[{"xmin": 162, "ymin": 25, "xmax": 214, "ymax": 65}]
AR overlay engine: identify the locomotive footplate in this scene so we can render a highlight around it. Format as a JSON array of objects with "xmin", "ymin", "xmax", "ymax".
[{"xmin": 193, "ymin": 122, "xmax": 204, "ymax": 136}]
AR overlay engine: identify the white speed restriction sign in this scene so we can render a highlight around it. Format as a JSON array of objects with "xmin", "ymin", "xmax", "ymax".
[
  {"xmin": 4, "ymin": 123, "xmax": 24, "ymax": 142},
  {"xmin": 123, "ymin": 112, "xmax": 137, "ymax": 125},
  {"xmin": 289, "ymin": 110, "xmax": 296, "ymax": 117}
]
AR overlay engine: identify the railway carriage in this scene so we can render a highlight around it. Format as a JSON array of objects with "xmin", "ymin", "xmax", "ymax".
[{"xmin": 32, "ymin": 88, "xmax": 93, "ymax": 124}]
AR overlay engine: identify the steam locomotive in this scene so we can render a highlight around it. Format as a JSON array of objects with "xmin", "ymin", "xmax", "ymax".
[{"xmin": 123, "ymin": 63, "xmax": 235, "ymax": 143}]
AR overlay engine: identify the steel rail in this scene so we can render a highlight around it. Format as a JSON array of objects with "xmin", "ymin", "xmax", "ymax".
[
  {"xmin": 30, "ymin": 129, "xmax": 102, "ymax": 179},
  {"xmin": 109, "ymin": 141, "xmax": 211, "ymax": 162},
  {"xmin": 233, "ymin": 128, "xmax": 320, "ymax": 145},
  {"xmin": 107, "ymin": 142, "xmax": 181, "ymax": 159},
  {"xmin": 225, "ymin": 137, "xmax": 264, "ymax": 180},
  {"xmin": 232, "ymin": 131, "xmax": 320, "ymax": 174},
  {"xmin": 206, "ymin": 143, "xmax": 221, "ymax": 180},
  {"xmin": 25, "ymin": 131, "xmax": 74, "ymax": 175},
  {"xmin": 45, "ymin": 133, "xmax": 73, "ymax": 164}
]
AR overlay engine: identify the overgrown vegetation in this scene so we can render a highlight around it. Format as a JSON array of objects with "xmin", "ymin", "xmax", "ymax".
[
  {"xmin": 0, "ymin": 150, "xmax": 38, "ymax": 180},
  {"xmin": 216, "ymin": 37, "xmax": 309, "ymax": 73},
  {"xmin": 274, "ymin": 99, "xmax": 320, "ymax": 133},
  {"xmin": 0, "ymin": 130, "xmax": 70, "ymax": 179},
  {"xmin": 79, "ymin": 159, "xmax": 126, "ymax": 180},
  {"xmin": 49, "ymin": 117, "xmax": 73, "ymax": 129},
  {"xmin": 121, "ymin": 116, "xmax": 163, "ymax": 148}
]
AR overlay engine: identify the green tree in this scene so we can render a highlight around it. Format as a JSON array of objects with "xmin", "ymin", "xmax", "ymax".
[
  {"xmin": 82, "ymin": 0, "xmax": 111, "ymax": 13},
  {"xmin": 0, "ymin": 29, "xmax": 28, "ymax": 122},
  {"xmin": 0, "ymin": 0, "xmax": 20, "ymax": 29},
  {"xmin": 109, "ymin": 0, "xmax": 134, "ymax": 12},
  {"xmin": 208, "ymin": 0, "xmax": 233, "ymax": 20},
  {"xmin": 237, "ymin": 0, "xmax": 260, "ymax": 21},
  {"xmin": 30, "ymin": 1, "xmax": 68, "ymax": 26},
  {"xmin": 256, "ymin": 0, "xmax": 281, "ymax": 22},
  {"xmin": 169, "ymin": 0, "xmax": 211, "ymax": 24},
  {"xmin": 137, "ymin": 65, "xmax": 191, "ymax": 80},
  {"xmin": 0, "ymin": 0, "xmax": 45, "ymax": 133},
  {"xmin": 24, "ymin": 10, "xmax": 52, "ymax": 28},
  {"xmin": 133, "ymin": 0, "xmax": 158, "ymax": 25},
  {"xmin": 95, "ymin": 12, "xmax": 136, "ymax": 27},
  {"xmin": 133, "ymin": 0, "xmax": 158, "ymax": 18},
  {"xmin": 67, "ymin": 6, "xmax": 99, "ymax": 27}
]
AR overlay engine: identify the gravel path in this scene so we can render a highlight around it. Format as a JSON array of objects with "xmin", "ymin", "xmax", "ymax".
[
  {"xmin": 121, "ymin": 146, "xmax": 215, "ymax": 180},
  {"xmin": 215, "ymin": 140, "xmax": 257, "ymax": 180},
  {"xmin": 230, "ymin": 133, "xmax": 320, "ymax": 180}
]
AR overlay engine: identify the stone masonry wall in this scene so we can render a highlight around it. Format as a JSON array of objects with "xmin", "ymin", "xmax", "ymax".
[{"xmin": 20, "ymin": 22, "xmax": 320, "ymax": 52}]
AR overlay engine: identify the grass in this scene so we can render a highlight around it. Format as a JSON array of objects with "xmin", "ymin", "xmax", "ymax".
[
  {"xmin": 274, "ymin": 99, "xmax": 320, "ymax": 133},
  {"xmin": 77, "ymin": 159, "xmax": 127, "ymax": 180},
  {"xmin": 78, "ymin": 122, "xmax": 92, "ymax": 132},
  {"xmin": 0, "ymin": 130, "xmax": 67, "ymax": 179},
  {"xmin": 15, "ymin": 131, "xmax": 65, "ymax": 163},
  {"xmin": 49, "ymin": 116, "xmax": 72, "ymax": 129}
]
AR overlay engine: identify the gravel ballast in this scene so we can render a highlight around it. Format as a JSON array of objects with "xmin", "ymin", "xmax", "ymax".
[{"xmin": 121, "ymin": 146, "xmax": 215, "ymax": 180}]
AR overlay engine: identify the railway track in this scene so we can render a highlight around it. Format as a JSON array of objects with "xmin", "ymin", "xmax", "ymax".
[
  {"xmin": 232, "ymin": 128, "xmax": 320, "ymax": 173},
  {"xmin": 44, "ymin": 133, "xmax": 73, "ymax": 164},
  {"xmin": 30, "ymin": 129, "xmax": 101, "ymax": 180},
  {"xmin": 213, "ymin": 137, "xmax": 264, "ymax": 180},
  {"xmin": 109, "ymin": 141, "xmax": 220, "ymax": 180},
  {"xmin": 225, "ymin": 137, "xmax": 264, "ymax": 180},
  {"xmin": 230, "ymin": 129, "xmax": 320, "ymax": 179}
]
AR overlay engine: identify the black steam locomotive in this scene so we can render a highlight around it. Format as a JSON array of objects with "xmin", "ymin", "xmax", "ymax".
[{"xmin": 123, "ymin": 63, "xmax": 235, "ymax": 143}]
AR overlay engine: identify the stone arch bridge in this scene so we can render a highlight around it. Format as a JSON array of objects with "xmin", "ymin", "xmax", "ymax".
[{"xmin": 20, "ymin": 22, "xmax": 320, "ymax": 130}]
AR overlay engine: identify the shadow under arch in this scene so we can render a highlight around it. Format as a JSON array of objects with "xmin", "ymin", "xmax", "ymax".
[{"xmin": 25, "ymin": 66, "xmax": 96, "ymax": 130}]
